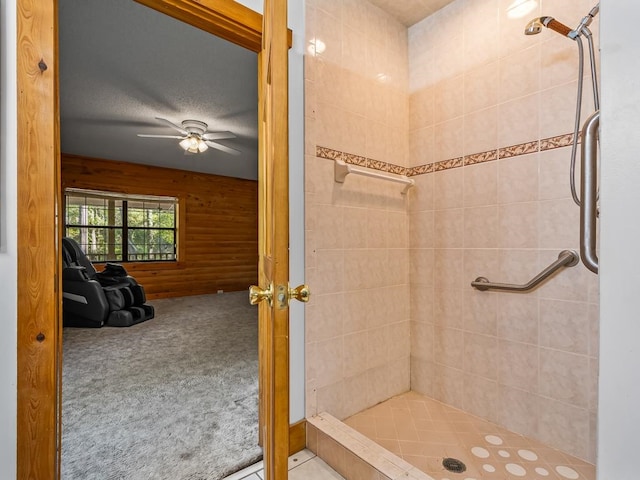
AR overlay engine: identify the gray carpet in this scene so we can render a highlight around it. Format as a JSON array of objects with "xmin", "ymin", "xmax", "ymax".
[{"xmin": 62, "ymin": 292, "xmax": 262, "ymax": 480}]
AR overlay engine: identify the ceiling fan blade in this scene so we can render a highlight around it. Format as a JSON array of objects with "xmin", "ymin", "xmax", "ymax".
[
  {"xmin": 137, "ymin": 134, "xmax": 185, "ymax": 139},
  {"xmin": 204, "ymin": 140, "xmax": 241, "ymax": 155},
  {"xmin": 155, "ymin": 117, "xmax": 188, "ymax": 135},
  {"xmin": 202, "ymin": 131, "xmax": 236, "ymax": 141}
]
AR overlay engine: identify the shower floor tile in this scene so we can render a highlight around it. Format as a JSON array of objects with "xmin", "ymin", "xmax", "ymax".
[{"xmin": 344, "ymin": 391, "xmax": 595, "ymax": 480}]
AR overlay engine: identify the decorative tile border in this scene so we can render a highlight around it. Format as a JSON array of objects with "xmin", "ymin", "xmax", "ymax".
[
  {"xmin": 343, "ymin": 152, "xmax": 367, "ymax": 166},
  {"xmin": 434, "ymin": 157, "xmax": 463, "ymax": 171},
  {"xmin": 316, "ymin": 132, "xmax": 576, "ymax": 178},
  {"xmin": 540, "ymin": 133, "xmax": 575, "ymax": 151},
  {"xmin": 498, "ymin": 140, "xmax": 539, "ymax": 159},
  {"xmin": 464, "ymin": 149, "xmax": 497, "ymax": 166}
]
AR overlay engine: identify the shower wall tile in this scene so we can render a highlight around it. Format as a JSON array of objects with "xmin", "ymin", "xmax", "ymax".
[
  {"xmin": 434, "ymin": 327, "xmax": 464, "ymax": 370},
  {"xmin": 540, "ymin": 81, "xmax": 583, "ymax": 140},
  {"xmin": 497, "ymin": 154, "xmax": 539, "ymax": 204},
  {"xmin": 537, "ymin": 396, "xmax": 591, "ymax": 461},
  {"xmin": 409, "ymin": 212, "xmax": 434, "ymax": 249},
  {"xmin": 433, "ymin": 249, "xmax": 464, "ymax": 291},
  {"xmin": 433, "ymin": 118, "xmax": 464, "ymax": 164},
  {"xmin": 539, "ymin": 349, "xmax": 591, "ymax": 408},
  {"xmin": 304, "ymin": 0, "xmax": 411, "ymax": 423},
  {"xmin": 540, "ymin": 35, "xmax": 581, "ymax": 90},
  {"xmin": 410, "ymin": 248, "xmax": 434, "ymax": 289},
  {"xmin": 463, "ymin": 289, "xmax": 498, "ymax": 336},
  {"xmin": 433, "ymin": 364, "xmax": 464, "ymax": 410},
  {"xmin": 589, "ymin": 357, "xmax": 599, "ymax": 413},
  {"xmin": 433, "ymin": 75, "xmax": 465, "ymax": 124},
  {"xmin": 433, "ymin": 169, "xmax": 464, "ymax": 210},
  {"xmin": 464, "ymin": 60, "xmax": 500, "ymax": 114},
  {"xmin": 305, "ymin": 0, "xmax": 599, "ymax": 465},
  {"xmin": 306, "ymin": 292, "xmax": 345, "ymax": 342},
  {"xmin": 434, "ymin": 209, "xmax": 464, "ymax": 248},
  {"xmin": 497, "ymin": 385, "xmax": 539, "ymax": 437},
  {"xmin": 498, "ymin": 340, "xmax": 539, "ymax": 391},
  {"xmin": 463, "ymin": 205, "xmax": 498, "ymax": 248},
  {"xmin": 408, "ymin": 0, "xmax": 599, "ymax": 463},
  {"xmin": 411, "ymin": 321, "xmax": 434, "ymax": 362},
  {"xmin": 539, "ymin": 299, "xmax": 589, "ymax": 354},
  {"xmin": 497, "ymin": 295, "xmax": 539, "ymax": 345},
  {"xmin": 409, "ymin": 87, "xmax": 434, "ymax": 130},
  {"xmin": 463, "ymin": 161, "xmax": 498, "ymax": 207},
  {"xmin": 463, "ymin": 332, "xmax": 498, "ymax": 380},
  {"xmin": 433, "ymin": 288, "xmax": 463, "ymax": 329},
  {"xmin": 498, "ymin": 93, "xmax": 541, "ymax": 148},
  {"xmin": 410, "ymin": 284, "xmax": 434, "ymax": 325},
  {"xmin": 498, "ymin": 202, "xmax": 539, "ymax": 248},
  {"xmin": 462, "ymin": 373, "xmax": 498, "ymax": 423},
  {"xmin": 498, "ymin": 44, "xmax": 541, "ymax": 103},
  {"xmin": 409, "ymin": 173, "xmax": 434, "ymax": 212},
  {"xmin": 538, "ymin": 198, "xmax": 580, "ymax": 249},
  {"xmin": 588, "ymin": 303, "xmax": 599, "ymax": 357},
  {"xmin": 463, "ymin": 106, "xmax": 499, "ymax": 157}
]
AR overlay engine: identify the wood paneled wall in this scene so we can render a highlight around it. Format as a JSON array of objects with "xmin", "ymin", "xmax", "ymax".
[{"xmin": 61, "ymin": 154, "xmax": 258, "ymax": 299}]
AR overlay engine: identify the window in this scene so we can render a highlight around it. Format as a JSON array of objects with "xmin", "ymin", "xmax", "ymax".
[{"xmin": 65, "ymin": 188, "xmax": 178, "ymax": 262}]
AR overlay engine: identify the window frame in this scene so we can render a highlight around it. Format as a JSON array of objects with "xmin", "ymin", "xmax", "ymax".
[{"xmin": 64, "ymin": 188, "xmax": 180, "ymax": 263}]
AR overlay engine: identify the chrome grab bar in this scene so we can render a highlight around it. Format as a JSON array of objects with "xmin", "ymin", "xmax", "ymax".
[
  {"xmin": 580, "ymin": 110, "xmax": 599, "ymax": 274},
  {"xmin": 471, "ymin": 250, "xmax": 579, "ymax": 292}
]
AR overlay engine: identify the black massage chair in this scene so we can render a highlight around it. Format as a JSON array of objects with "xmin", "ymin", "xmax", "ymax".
[{"xmin": 62, "ymin": 237, "xmax": 155, "ymax": 328}]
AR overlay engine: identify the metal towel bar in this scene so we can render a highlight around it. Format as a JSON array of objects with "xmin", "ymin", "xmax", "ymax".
[
  {"xmin": 334, "ymin": 159, "xmax": 415, "ymax": 194},
  {"xmin": 471, "ymin": 250, "xmax": 579, "ymax": 292}
]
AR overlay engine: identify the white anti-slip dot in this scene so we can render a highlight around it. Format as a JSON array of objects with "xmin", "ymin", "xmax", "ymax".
[
  {"xmin": 482, "ymin": 464, "xmax": 496, "ymax": 473},
  {"xmin": 556, "ymin": 466, "xmax": 580, "ymax": 479},
  {"xmin": 535, "ymin": 467, "xmax": 550, "ymax": 476},
  {"xmin": 517, "ymin": 449, "xmax": 538, "ymax": 461},
  {"xmin": 471, "ymin": 446, "xmax": 490, "ymax": 458},
  {"xmin": 498, "ymin": 449, "xmax": 511, "ymax": 458},
  {"xmin": 484, "ymin": 434, "xmax": 504, "ymax": 445},
  {"xmin": 505, "ymin": 463, "xmax": 527, "ymax": 477}
]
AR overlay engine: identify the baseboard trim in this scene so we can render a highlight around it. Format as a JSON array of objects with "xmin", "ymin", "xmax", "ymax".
[{"xmin": 289, "ymin": 419, "xmax": 306, "ymax": 455}]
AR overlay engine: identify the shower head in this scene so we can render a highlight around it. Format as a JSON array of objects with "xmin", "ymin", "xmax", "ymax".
[{"xmin": 524, "ymin": 16, "xmax": 574, "ymax": 38}]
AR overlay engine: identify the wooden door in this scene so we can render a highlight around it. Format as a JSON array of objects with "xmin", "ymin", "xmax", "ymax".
[
  {"xmin": 16, "ymin": 0, "xmax": 298, "ymax": 478},
  {"xmin": 252, "ymin": 0, "xmax": 295, "ymax": 479}
]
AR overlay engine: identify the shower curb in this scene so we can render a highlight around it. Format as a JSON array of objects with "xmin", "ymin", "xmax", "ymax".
[{"xmin": 307, "ymin": 412, "xmax": 435, "ymax": 480}]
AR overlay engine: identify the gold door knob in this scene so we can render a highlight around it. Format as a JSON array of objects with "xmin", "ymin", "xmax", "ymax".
[
  {"xmin": 249, "ymin": 284, "xmax": 273, "ymax": 305},
  {"xmin": 288, "ymin": 284, "xmax": 310, "ymax": 303}
]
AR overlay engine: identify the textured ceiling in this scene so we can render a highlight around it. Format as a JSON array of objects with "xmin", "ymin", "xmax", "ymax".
[
  {"xmin": 367, "ymin": 0, "xmax": 457, "ymax": 26},
  {"xmin": 59, "ymin": 0, "xmax": 259, "ymax": 180}
]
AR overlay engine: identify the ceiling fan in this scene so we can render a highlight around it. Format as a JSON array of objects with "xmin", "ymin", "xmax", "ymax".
[{"xmin": 137, "ymin": 117, "xmax": 241, "ymax": 155}]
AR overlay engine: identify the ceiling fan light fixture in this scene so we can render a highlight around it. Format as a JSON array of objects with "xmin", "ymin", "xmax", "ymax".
[
  {"xmin": 140, "ymin": 118, "xmax": 239, "ymax": 156},
  {"xmin": 179, "ymin": 135, "xmax": 207, "ymax": 154}
]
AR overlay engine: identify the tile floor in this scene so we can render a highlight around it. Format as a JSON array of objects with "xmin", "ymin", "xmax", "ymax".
[
  {"xmin": 223, "ymin": 449, "xmax": 344, "ymax": 480},
  {"xmin": 344, "ymin": 392, "xmax": 595, "ymax": 480}
]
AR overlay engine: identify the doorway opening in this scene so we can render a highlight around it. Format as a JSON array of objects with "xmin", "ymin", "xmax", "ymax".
[{"xmin": 57, "ymin": 0, "xmax": 260, "ymax": 477}]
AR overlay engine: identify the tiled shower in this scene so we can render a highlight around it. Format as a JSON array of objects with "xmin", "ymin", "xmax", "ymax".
[{"xmin": 304, "ymin": 0, "xmax": 599, "ymax": 477}]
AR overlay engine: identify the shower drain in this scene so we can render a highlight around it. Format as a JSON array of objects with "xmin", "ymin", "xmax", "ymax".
[{"xmin": 442, "ymin": 457, "xmax": 467, "ymax": 474}]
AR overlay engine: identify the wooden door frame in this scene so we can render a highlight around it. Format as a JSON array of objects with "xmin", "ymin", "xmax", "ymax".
[{"xmin": 16, "ymin": 1, "xmax": 295, "ymax": 477}]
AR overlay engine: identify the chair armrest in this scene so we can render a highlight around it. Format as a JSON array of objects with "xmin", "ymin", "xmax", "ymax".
[{"xmin": 62, "ymin": 265, "xmax": 89, "ymax": 281}]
